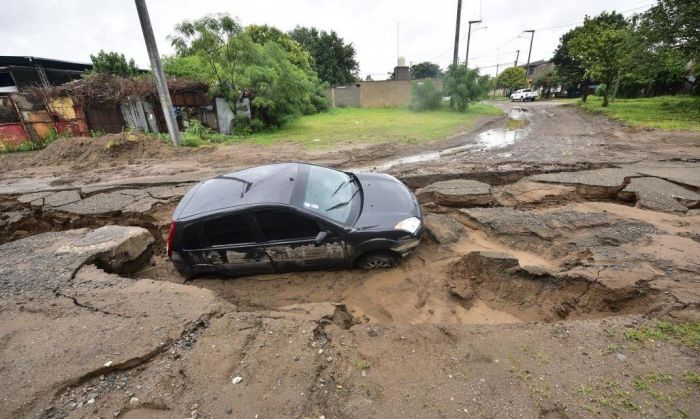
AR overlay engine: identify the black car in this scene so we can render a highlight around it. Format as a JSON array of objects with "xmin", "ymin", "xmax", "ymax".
[{"xmin": 167, "ymin": 163, "xmax": 422, "ymax": 279}]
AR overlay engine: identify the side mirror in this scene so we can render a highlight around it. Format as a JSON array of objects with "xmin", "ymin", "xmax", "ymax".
[{"xmin": 314, "ymin": 230, "xmax": 329, "ymax": 247}]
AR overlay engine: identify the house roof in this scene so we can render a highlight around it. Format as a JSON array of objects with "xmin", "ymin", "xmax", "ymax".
[
  {"xmin": 0, "ymin": 56, "xmax": 92, "ymax": 72},
  {"xmin": 517, "ymin": 59, "xmax": 550, "ymax": 69}
]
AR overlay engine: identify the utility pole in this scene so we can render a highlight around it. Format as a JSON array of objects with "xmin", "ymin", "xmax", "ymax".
[
  {"xmin": 452, "ymin": 0, "xmax": 462, "ymax": 66},
  {"xmin": 493, "ymin": 63, "xmax": 500, "ymax": 99},
  {"xmin": 524, "ymin": 30, "xmax": 535, "ymax": 86},
  {"xmin": 514, "ymin": 49, "xmax": 520, "ymax": 67},
  {"xmin": 134, "ymin": 0, "xmax": 181, "ymax": 146},
  {"xmin": 465, "ymin": 20, "xmax": 482, "ymax": 68}
]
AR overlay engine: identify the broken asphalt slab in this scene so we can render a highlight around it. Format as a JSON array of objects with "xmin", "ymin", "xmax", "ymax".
[
  {"xmin": 621, "ymin": 176, "xmax": 700, "ymax": 212},
  {"xmin": 0, "ymin": 227, "xmax": 226, "ymax": 417},
  {"xmin": 415, "ymin": 179, "xmax": 492, "ymax": 206}
]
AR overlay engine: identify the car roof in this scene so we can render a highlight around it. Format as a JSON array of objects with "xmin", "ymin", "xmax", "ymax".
[{"xmin": 174, "ymin": 163, "xmax": 301, "ymax": 220}]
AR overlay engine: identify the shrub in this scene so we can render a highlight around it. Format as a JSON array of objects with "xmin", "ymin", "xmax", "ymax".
[
  {"xmin": 410, "ymin": 79, "xmax": 442, "ymax": 111},
  {"xmin": 181, "ymin": 134, "xmax": 203, "ymax": 147},
  {"xmin": 231, "ymin": 117, "xmax": 253, "ymax": 136}
]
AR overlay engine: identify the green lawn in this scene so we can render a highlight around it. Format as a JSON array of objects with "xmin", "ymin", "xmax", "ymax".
[
  {"xmin": 575, "ymin": 95, "xmax": 700, "ymax": 131},
  {"xmin": 227, "ymin": 104, "xmax": 502, "ymax": 148}
]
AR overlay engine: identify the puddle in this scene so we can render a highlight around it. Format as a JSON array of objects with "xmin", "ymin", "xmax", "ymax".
[{"xmin": 356, "ymin": 108, "xmax": 532, "ymax": 172}]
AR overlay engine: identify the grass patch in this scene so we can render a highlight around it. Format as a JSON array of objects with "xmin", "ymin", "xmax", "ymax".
[
  {"xmin": 0, "ymin": 127, "xmax": 64, "ymax": 154},
  {"xmin": 574, "ymin": 95, "xmax": 700, "ymax": 131},
  {"xmin": 231, "ymin": 105, "xmax": 501, "ymax": 148},
  {"xmin": 355, "ymin": 359, "xmax": 370, "ymax": 371},
  {"xmin": 633, "ymin": 372, "xmax": 674, "ymax": 391},
  {"xmin": 624, "ymin": 321, "xmax": 700, "ymax": 350}
]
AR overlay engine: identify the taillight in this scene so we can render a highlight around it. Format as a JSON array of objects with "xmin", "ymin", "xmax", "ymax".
[{"xmin": 166, "ymin": 221, "xmax": 176, "ymax": 258}]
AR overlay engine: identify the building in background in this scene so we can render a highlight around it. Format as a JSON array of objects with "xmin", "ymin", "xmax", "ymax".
[{"xmin": 0, "ymin": 56, "xmax": 91, "ymax": 93}]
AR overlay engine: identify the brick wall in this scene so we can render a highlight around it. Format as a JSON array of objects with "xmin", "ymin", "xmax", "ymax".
[{"xmin": 328, "ymin": 78, "xmax": 443, "ymax": 108}]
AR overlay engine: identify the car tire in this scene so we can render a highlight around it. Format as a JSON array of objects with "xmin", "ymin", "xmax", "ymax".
[
  {"xmin": 176, "ymin": 267, "xmax": 195, "ymax": 281},
  {"xmin": 356, "ymin": 252, "xmax": 399, "ymax": 270}
]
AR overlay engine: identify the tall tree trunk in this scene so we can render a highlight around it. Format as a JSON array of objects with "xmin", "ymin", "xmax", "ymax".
[
  {"xmin": 602, "ymin": 86, "xmax": 609, "ymax": 107},
  {"xmin": 581, "ymin": 78, "xmax": 590, "ymax": 102}
]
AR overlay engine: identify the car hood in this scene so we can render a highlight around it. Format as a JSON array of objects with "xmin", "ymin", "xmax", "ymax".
[{"xmin": 352, "ymin": 172, "xmax": 420, "ymax": 230}]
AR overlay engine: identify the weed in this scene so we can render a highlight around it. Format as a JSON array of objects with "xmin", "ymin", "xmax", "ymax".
[
  {"xmin": 602, "ymin": 343, "xmax": 619, "ymax": 354},
  {"xmin": 633, "ymin": 372, "xmax": 673, "ymax": 391},
  {"xmin": 681, "ymin": 370, "xmax": 700, "ymax": 388},
  {"xmin": 181, "ymin": 134, "xmax": 203, "ymax": 148},
  {"xmin": 355, "ymin": 359, "xmax": 370, "ymax": 371},
  {"xmin": 522, "ymin": 346, "xmax": 549, "ymax": 364},
  {"xmin": 0, "ymin": 141, "xmax": 42, "ymax": 153},
  {"xmin": 624, "ymin": 321, "xmax": 700, "ymax": 350},
  {"xmin": 90, "ymin": 130, "xmax": 106, "ymax": 138}
]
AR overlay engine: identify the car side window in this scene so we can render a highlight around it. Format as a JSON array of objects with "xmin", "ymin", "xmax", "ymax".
[
  {"xmin": 204, "ymin": 213, "xmax": 254, "ymax": 246},
  {"xmin": 256, "ymin": 210, "xmax": 320, "ymax": 241}
]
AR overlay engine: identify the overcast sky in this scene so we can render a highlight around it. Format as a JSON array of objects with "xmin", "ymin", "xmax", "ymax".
[{"xmin": 2, "ymin": 0, "xmax": 656, "ymax": 80}]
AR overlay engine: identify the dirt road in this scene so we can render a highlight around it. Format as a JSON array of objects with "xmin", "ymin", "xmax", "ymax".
[{"xmin": 0, "ymin": 101, "xmax": 699, "ymax": 418}]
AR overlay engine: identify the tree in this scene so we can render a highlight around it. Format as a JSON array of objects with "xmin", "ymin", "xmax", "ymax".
[
  {"xmin": 410, "ymin": 79, "xmax": 442, "ymax": 111},
  {"xmin": 289, "ymin": 26, "xmax": 359, "ymax": 85},
  {"xmin": 638, "ymin": 0, "xmax": 699, "ymax": 63},
  {"xmin": 163, "ymin": 55, "xmax": 211, "ymax": 80},
  {"xmin": 168, "ymin": 14, "xmax": 327, "ymax": 130},
  {"xmin": 552, "ymin": 12, "xmax": 627, "ymax": 101},
  {"xmin": 169, "ymin": 14, "xmax": 243, "ymax": 109},
  {"xmin": 568, "ymin": 14, "xmax": 633, "ymax": 106},
  {"xmin": 443, "ymin": 64, "xmax": 485, "ymax": 111},
  {"xmin": 411, "ymin": 62, "xmax": 442, "ymax": 79},
  {"xmin": 245, "ymin": 24, "xmax": 313, "ymax": 71},
  {"xmin": 495, "ymin": 67, "xmax": 526, "ymax": 94},
  {"xmin": 631, "ymin": 0, "xmax": 699, "ymax": 95},
  {"xmin": 90, "ymin": 50, "xmax": 139, "ymax": 76},
  {"xmin": 533, "ymin": 71, "xmax": 558, "ymax": 98}
]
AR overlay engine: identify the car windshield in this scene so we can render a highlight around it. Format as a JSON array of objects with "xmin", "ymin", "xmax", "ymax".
[{"xmin": 295, "ymin": 165, "xmax": 360, "ymax": 224}]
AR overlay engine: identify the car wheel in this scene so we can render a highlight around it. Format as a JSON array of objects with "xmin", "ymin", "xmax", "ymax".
[
  {"xmin": 176, "ymin": 266, "xmax": 195, "ymax": 281},
  {"xmin": 356, "ymin": 252, "xmax": 399, "ymax": 270}
]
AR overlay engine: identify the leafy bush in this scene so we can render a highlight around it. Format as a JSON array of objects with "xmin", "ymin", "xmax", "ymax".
[
  {"xmin": 181, "ymin": 135, "xmax": 203, "ymax": 147},
  {"xmin": 231, "ymin": 117, "xmax": 253, "ymax": 136},
  {"xmin": 185, "ymin": 119, "xmax": 210, "ymax": 140},
  {"xmin": 444, "ymin": 64, "xmax": 488, "ymax": 111},
  {"xmin": 249, "ymin": 118, "xmax": 265, "ymax": 132},
  {"xmin": 410, "ymin": 79, "xmax": 442, "ymax": 111}
]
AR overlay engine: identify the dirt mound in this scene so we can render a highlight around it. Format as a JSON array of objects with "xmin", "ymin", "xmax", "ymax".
[{"xmin": 34, "ymin": 132, "xmax": 176, "ymax": 166}]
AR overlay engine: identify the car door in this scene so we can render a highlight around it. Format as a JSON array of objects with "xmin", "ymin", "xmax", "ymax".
[
  {"xmin": 193, "ymin": 212, "xmax": 274, "ymax": 276},
  {"xmin": 253, "ymin": 208, "xmax": 347, "ymax": 272}
]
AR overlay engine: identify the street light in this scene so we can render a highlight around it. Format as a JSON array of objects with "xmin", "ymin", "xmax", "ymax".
[
  {"xmin": 465, "ymin": 20, "xmax": 482, "ymax": 68},
  {"xmin": 523, "ymin": 30, "xmax": 535, "ymax": 85}
]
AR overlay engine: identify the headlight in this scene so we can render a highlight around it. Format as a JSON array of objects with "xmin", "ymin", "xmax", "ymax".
[{"xmin": 394, "ymin": 217, "xmax": 421, "ymax": 235}]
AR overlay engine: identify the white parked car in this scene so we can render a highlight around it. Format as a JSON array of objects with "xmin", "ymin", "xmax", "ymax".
[{"xmin": 510, "ymin": 88, "xmax": 538, "ymax": 102}]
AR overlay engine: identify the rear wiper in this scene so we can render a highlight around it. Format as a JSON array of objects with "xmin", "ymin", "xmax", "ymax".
[
  {"xmin": 326, "ymin": 187, "xmax": 360, "ymax": 211},
  {"xmin": 217, "ymin": 175, "xmax": 253, "ymax": 197}
]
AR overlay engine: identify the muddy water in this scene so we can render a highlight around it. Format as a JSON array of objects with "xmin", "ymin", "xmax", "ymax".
[
  {"xmin": 356, "ymin": 108, "xmax": 532, "ymax": 172},
  {"xmin": 185, "ymin": 228, "xmax": 560, "ymax": 326}
]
